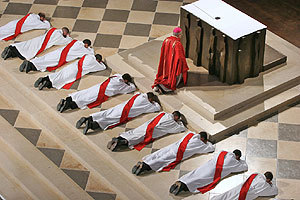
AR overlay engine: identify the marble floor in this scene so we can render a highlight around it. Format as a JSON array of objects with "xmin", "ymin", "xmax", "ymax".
[{"xmin": 0, "ymin": 0, "xmax": 299, "ymax": 200}]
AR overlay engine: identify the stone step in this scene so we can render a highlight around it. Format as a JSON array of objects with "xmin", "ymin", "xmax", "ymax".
[
  {"xmin": 0, "ymin": 115, "xmax": 93, "ymax": 200},
  {"xmin": 0, "ymin": 52, "xmax": 160, "ymax": 200}
]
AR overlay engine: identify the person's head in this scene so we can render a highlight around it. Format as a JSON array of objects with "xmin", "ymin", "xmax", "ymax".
[
  {"xmin": 95, "ymin": 54, "xmax": 102, "ymax": 63},
  {"xmin": 264, "ymin": 171, "xmax": 273, "ymax": 183},
  {"xmin": 38, "ymin": 12, "xmax": 46, "ymax": 21},
  {"xmin": 233, "ymin": 149, "xmax": 242, "ymax": 160},
  {"xmin": 200, "ymin": 131, "xmax": 208, "ymax": 143},
  {"xmin": 83, "ymin": 39, "xmax": 92, "ymax": 48},
  {"xmin": 62, "ymin": 27, "xmax": 70, "ymax": 37},
  {"xmin": 147, "ymin": 92, "xmax": 155, "ymax": 103},
  {"xmin": 172, "ymin": 111, "xmax": 181, "ymax": 121},
  {"xmin": 173, "ymin": 27, "xmax": 182, "ymax": 38},
  {"xmin": 122, "ymin": 73, "xmax": 132, "ymax": 84}
]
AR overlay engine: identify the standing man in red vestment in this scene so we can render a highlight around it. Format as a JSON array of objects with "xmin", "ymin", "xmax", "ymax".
[{"xmin": 152, "ymin": 27, "xmax": 189, "ymax": 94}]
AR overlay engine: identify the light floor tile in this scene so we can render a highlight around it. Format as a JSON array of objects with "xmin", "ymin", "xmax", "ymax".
[
  {"xmin": 29, "ymin": 4, "xmax": 57, "ymax": 17},
  {"xmin": 245, "ymin": 156, "xmax": 277, "ymax": 177},
  {"xmin": 14, "ymin": 112, "xmax": 40, "ymax": 129},
  {"xmin": 149, "ymin": 24, "xmax": 175, "ymax": 38},
  {"xmin": 119, "ymin": 35, "xmax": 149, "ymax": 49},
  {"xmin": 106, "ymin": 0, "xmax": 133, "ymax": 10},
  {"xmin": 277, "ymin": 178, "xmax": 300, "ymax": 199},
  {"xmin": 247, "ymin": 121, "xmax": 278, "ymax": 140},
  {"xmin": 180, "ymin": 152, "xmax": 214, "ymax": 171},
  {"xmin": 58, "ymin": 0, "xmax": 84, "ymax": 7},
  {"xmin": 60, "ymin": 151, "xmax": 88, "ymax": 170},
  {"xmin": 97, "ymin": 21, "xmax": 126, "ymax": 35},
  {"xmin": 278, "ymin": 140, "xmax": 300, "ymax": 161},
  {"xmin": 278, "ymin": 107, "xmax": 300, "ymax": 125},
  {"xmin": 70, "ymin": 32, "xmax": 97, "ymax": 44},
  {"xmin": 215, "ymin": 136, "xmax": 247, "ymax": 156},
  {"xmin": 127, "ymin": 11, "xmax": 155, "ymax": 24},
  {"xmin": 77, "ymin": 7, "xmax": 104, "ymax": 21},
  {"xmin": 36, "ymin": 131, "xmax": 63, "ymax": 149},
  {"xmin": 94, "ymin": 47, "xmax": 119, "ymax": 59},
  {"xmin": 86, "ymin": 172, "xmax": 115, "ymax": 193},
  {"xmin": 156, "ymin": 1, "xmax": 182, "ymax": 14},
  {"xmin": 50, "ymin": 17, "xmax": 76, "ymax": 30}
]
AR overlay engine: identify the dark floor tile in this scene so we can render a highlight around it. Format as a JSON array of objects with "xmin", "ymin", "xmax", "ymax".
[
  {"xmin": 174, "ymin": 163, "xmax": 181, "ymax": 170},
  {"xmin": 131, "ymin": 0, "xmax": 158, "ymax": 12},
  {"xmin": 93, "ymin": 34, "xmax": 122, "ymax": 48},
  {"xmin": 278, "ymin": 123, "xmax": 300, "ymax": 142},
  {"xmin": 118, "ymin": 49, "xmax": 127, "ymax": 53},
  {"xmin": 246, "ymin": 138, "xmax": 277, "ymax": 158},
  {"xmin": 125, "ymin": 128, "xmax": 133, "ymax": 132},
  {"xmin": 258, "ymin": 112, "xmax": 278, "ymax": 122},
  {"xmin": 69, "ymin": 79, "xmax": 81, "ymax": 90},
  {"xmin": 3, "ymin": 3, "xmax": 31, "ymax": 15},
  {"xmin": 82, "ymin": 0, "xmax": 108, "ymax": 8},
  {"xmin": 235, "ymin": 128, "xmax": 248, "ymax": 138},
  {"xmin": 151, "ymin": 148, "xmax": 160, "ymax": 153},
  {"xmin": 102, "ymin": 9, "xmax": 129, "ymax": 22},
  {"xmin": 72, "ymin": 20, "xmax": 100, "ymax": 33},
  {"xmin": 179, "ymin": 170, "xmax": 191, "ymax": 178},
  {"xmin": 16, "ymin": 127, "xmax": 41, "ymax": 146},
  {"xmin": 277, "ymin": 159, "xmax": 300, "ymax": 179},
  {"xmin": 288, "ymin": 100, "xmax": 300, "ymax": 107},
  {"xmin": 124, "ymin": 23, "xmax": 151, "ymax": 37},
  {"xmin": 62, "ymin": 169, "xmax": 90, "ymax": 190},
  {"xmin": 34, "ymin": 0, "xmax": 59, "ymax": 5},
  {"xmin": 38, "ymin": 147, "xmax": 65, "ymax": 167},
  {"xmin": 53, "ymin": 6, "xmax": 80, "ymax": 19},
  {"xmin": 148, "ymin": 37, "xmax": 156, "ymax": 41},
  {"xmin": 90, "ymin": 66, "xmax": 112, "ymax": 77},
  {"xmin": 0, "ymin": 109, "xmax": 20, "ymax": 126},
  {"xmin": 87, "ymin": 191, "xmax": 116, "ymax": 200},
  {"xmin": 153, "ymin": 12, "xmax": 179, "ymax": 26},
  {"xmin": 145, "ymin": 142, "xmax": 153, "ymax": 148}
]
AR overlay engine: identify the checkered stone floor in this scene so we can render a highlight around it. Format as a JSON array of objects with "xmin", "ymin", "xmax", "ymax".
[{"xmin": 0, "ymin": 0, "xmax": 195, "ymax": 58}]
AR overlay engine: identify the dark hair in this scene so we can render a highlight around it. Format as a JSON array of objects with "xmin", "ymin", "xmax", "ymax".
[
  {"xmin": 172, "ymin": 111, "xmax": 181, "ymax": 118},
  {"xmin": 200, "ymin": 131, "xmax": 208, "ymax": 141},
  {"xmin": 62, "ymin": 27, "xmax": 70, "ymax": 34},
  {"xmin": 38, "ymin": 12, "xmax": 46, "ymax": 19},
  {"xmin": 83, "ymin": 39, "xmax": 91, "ymax": 46},
  {"xmin": 122, "ymin": 73, "xmax": 132, "ymax": 82},
  {"xmin": 147, "ymin": 92, "xmax": 155, "ymax": 100},
  {"xmin": 264, "ymin": 171, "xmax": 273, "ymax": 181},
  {"xmin": 95, "ymin": 54, "xmax": 102, "ymax": 62},
  {"xmin": 233, "ymin": 149, "xmax": 242, "ymax": 158}
]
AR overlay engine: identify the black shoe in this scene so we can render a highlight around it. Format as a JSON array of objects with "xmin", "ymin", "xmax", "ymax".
[
  {"xmin": 169, "ymin": 181, "xmax": 183, "ymax": 196},
  {"xmin": 1, "ymin": 47, "xmax": 9, "ymax": 59},
  {"xmin": 132, "ymin": 161, "xmax": 142, "ymax": 174},
  {"xmin": 34, "ymin": 77, "xmax": 43, "ymax": 88},
  {"xmin": 83, "ymin": 119, "xmax": 92, "ymax": 135},
  {"xmin": 19, "ymin": 60, "xmax": 28, "ymax": 72},
  {"xmin": 38, "ymin": 81, "xmax": 47, "ymax": 90},
  {"xmin": 25, "ymin": 63, "xmax": 32, "ymax": 73},
  {"xmin": 2, "ymin": 47, "xmax": 11, "ymax": 60},
  {"xmin": 76, "ymin": 117, "xmax": 87, "ymax": 128},
  {"xmin": 135, "ymin": 162, "xmax": 149, "ymax": 176},
  {"xmin": 57, "ymin": 99, "xmax": 66, "ymax": 112},
  {"xmin": 107, "ymin": 139, "xmax": 118, "ymax": 151}
]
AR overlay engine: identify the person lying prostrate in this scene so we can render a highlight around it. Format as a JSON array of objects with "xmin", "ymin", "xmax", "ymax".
[
  {"xmin": 107, "ymin": 111, "xmax": 187, "ymax": 152},
  {"xmin": 56, "ymin": 73, "xmax": 136, "ymax": 113},
  {"xmin": 131, "ymin": 131, "xmax": 215, "ymax": 176},
  {"xmin": 211, "ymin": 172, "xmax": 278, "ymax": 200},
  {"xmin": 20, "ymin": 39, "xmax": 94, "ymax": 73},
  {"xmin": 170, "ymin": 149, "xmax": 248, "ymax": 196},
  {"xmin": 0, "ymin": 12, "xmax": 50, "ymax": 41},
  {"xmin": 34, "ymin": 54, "xmax": 106, "ymax": 90},
  {"xmin": 76, "ymin": 92, "xmax": 161, "ymax": 134},
  {"xmin": 2, "ymin": 27, "xmax": 72, "ymax": 60}
]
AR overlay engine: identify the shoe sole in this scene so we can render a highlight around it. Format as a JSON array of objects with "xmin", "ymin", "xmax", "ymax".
[
  {"xmin": 1, "ymin": 47, "xmax": 9, "ymax": 59},
  {"xmin": 34, "ymin": 77, "xmax": 43, "ymax": 88},
  {"xmin": 19, "ymin": 61, "xmax": 27, "ymax": 72},
  {"xmin": 76, "ymin": 117, "xmax": 86, "ymax": 129},
  {"xmin": 38, "ymin": 81, "xmax": 47, "ymax": 90},
  {"xmin": 83, "ymin": 125, "xmax": 89, "ymax": 135},
  {"xmin": 57, "ymin": 99, "xmax": 64, "ymax": 111}
]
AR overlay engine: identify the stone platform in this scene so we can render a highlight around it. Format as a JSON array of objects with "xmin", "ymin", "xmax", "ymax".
[{"xmin": 106, "ymin": 31, "xmax": 300, "ymax": 142}]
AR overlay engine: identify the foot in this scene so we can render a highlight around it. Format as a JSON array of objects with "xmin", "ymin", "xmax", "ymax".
[
  {"xmin": 34, "ymin": 77, "xmax": 43, "ymax": 88},
  {"xmin": 38, "ymin": 81, "xmax": 47, "ymax": 90},
  {"xmin": 19, "ymin": 60, "xmax": 28, "ymax": 72},
  {"xmin": 57, "ymin": 99, "xmax": 66, "ymax": 112},
  {"xmin": 132, "ymin": 161, "xmax": 142, "ymax": 174},
  {"xmin": 107, "ymin": 138, "xmax": 118, "ymax": 151},
  {"xmin": 2, "ymin": 47, "xmax": 11, "ymax": 60},
  {"xmin": 76, "ymin": 117, "xmax": 87, "ymax": 128},
  {"xmin": 169, "ymin": 181, "xmax": 183, "ymax": 195},
  {"xmin": 83, "ymin": 119, "xmax": 91, "ymax": 135},
  {"xmin": 25, "ymin": 63, "xmax": 32, "ymax": 73},
  {"xmin": 135, "ymin": 162, "xmax": 149, "ymax": 176},
  {"xmin": 1, "ymin": 47, "xmax": 9, "ymax": 59}
]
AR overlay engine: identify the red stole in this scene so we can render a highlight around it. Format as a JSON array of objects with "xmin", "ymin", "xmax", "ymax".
[
  {"xmin": 238, "ymin": 174, "xmax": 258, "ymax": 200},
  {"xmin": 162, "ymin": 132, "xmax": 194, "ymax": 171},
  {"xmin": 108, "ymin": 94, "xmax": 140, "ymax": 129},
  {"xmin": 62, "ymin": 55, "xmax": 86, "ymax": 89},
  {"xmin": 197, "ymin": 151, "xmax": 228, "ymax": 193},
  {"xmin": 152, "ymin": 36, "xmax": 189, "ymax": 91},
  {"xmin": 35, "ymin": 27, "xmax": 56, "ymax": 56},
  {"xmin": 87, "ymin": 76, "xmax": 116, "ymax": 109},
  {"xmin": 46, "ymin": 39, "xmax": 77, "ymax": 72},
  {"xmin": 134, "ymin": 112, "xmax": 166, "ymax": 151},
  {"xmin": 3, "ymin": 13, "xmax": 31, "ymax": 41}
]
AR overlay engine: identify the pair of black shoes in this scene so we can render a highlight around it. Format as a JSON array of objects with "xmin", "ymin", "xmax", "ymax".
[
  {"xmin": 131, "ymin": 161, "xmax": 151, "ymax": 176},
  {"xmin": 107, "ymin": 137, "xmax": 128, "ymax": 151},
  {"xmin": 169, "ymin": 181, "xmax": 188, "ymax": 195},
  {"xmin": 57, "ymin": 99, "xmax": 68, "ymax": 113},
  {"xmin": 34, "ymin": 77, "xmax": 48, "ymax": 90},
  {"xmin": 19, "ymin": 60, "xmax": 37, "ymax": 73},
  {"xmin": 76, "ymin": 117, "xmax": 92, "ymax": 135},
  {"xmin": 1, "ymin": 47, "xmax": 11, "ymax": 60}
]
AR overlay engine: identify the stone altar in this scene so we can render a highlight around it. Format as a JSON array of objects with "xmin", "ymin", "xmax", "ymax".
[{"xmin": 180, "ymin": 0, "xmax": 267, "ymax": 84}]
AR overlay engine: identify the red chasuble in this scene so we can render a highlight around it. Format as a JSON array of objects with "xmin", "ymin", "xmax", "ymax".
[
  {"xmin": 3, "ymin": 13, "xmax": 31, "ymax": 41},
  {"xmin": 238, "ymin": 174, "xmax": 258, "ymax": 200},
  {"xmin": 46, "ymin": 39, "xmax": 77, "ymax": 72},
  {"xmin": 108, "ymin": 94, "xmax": 140, "ymax": 129},
  {"xmin": 162, "ymin": 132, "xmax": 194, "ymax": 171},
  {"xmin": 197, "ymin": 151, "xmax": 228, "ymax": 193},
  {"xmin": 134, "ymin": 112, "xmax": 166, "ymax": 151},
  {"xmin": 87, "ymin": 76, "xmax": 116, "ymax": 109},
  {"xmin": 152, "ymin": 36, "xmax": 189, "ymax": 91},
  {"xmin": 35, "ymin": 27, "xmax": 56, "ymax": 56},
  {"xmin": 62, "ymin": 55, "xmax": 86, "ymax": 89}
]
